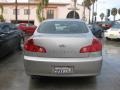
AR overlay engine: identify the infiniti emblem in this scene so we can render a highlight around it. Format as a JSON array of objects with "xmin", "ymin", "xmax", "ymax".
[{"xmin": 59, "ymin": 44, "xmax": 66, "ymax": 48}]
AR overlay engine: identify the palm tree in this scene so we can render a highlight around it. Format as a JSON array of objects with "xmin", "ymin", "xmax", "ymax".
[
  {"xmin": 36, "ymin": 0, "xmax": 49, "ymax": 22},
  {"xmin": 93, "ymin": 12, "xmax": 97, "ymax": 22},
  {"xmin": 118, "ymin": 8, "xmax": 120, "ymax": 15},
  {"xmin": 83, "ymin": 0, "xmax": 92, "ymax": 9},
  {"xmin": 82, "ymin": 0, "xmax": 92, "ymax": 23},
  {"xmin": 73, "ymin": 0, "xmax": 77, "ymax": 18},
  {"xmin": 82, "ymin": 0, "xmax": 97, "ymax": 23},
  {"xmin": 41, "ymin": 0, "xmax": 49, "ymax": 18},
  {"xmin": 111, "ymin": 8, "xmax": 117, "ymax": 21},
  {"xmin": 100, "ymin": 13, "xmax": 105, "ymax": 21},
  {"xmin": 15, "ymin": 0, "xmax": 18, "ymax": 23},
  {"xmin": 91, "ymin": 0, "xmax": 97, "ymax": 23}
]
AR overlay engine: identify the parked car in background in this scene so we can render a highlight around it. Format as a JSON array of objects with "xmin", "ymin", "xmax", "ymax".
[
  {"xmin": 24, "ymin": 19, "xmax": 103, "ymax": 78},
  {"xmin": 88, "ymin": 24, "xmax": 103, "ymax": 38},
  {"xmin": 88, "ymin": 24, "xmax": 93, "ymax": 30},
  {"xmin": 101, "ymin": 23, "xmax": 112, "ymax": 30},
  {"xmin": 97, "ymin": 21, "xmax": 114, "ymax": 30},
  {"xmin": 104, "ymin": 23, "xmax": 120, "ymax": 40},
  {"xmin": 16, "ymin": 23, "xmax": 37, "ymax": 35},
  {"xmin": 0, "ymin": 23, "xmax": 24, "ymax": 58}
]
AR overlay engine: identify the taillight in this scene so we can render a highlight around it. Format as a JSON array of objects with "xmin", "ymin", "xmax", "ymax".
[
  {"xmin": 24, "ymin": 39, "xmax": 46, "ymax": 53},
  {"xmin": 80, "ymin": 39, "xmax": 102, "ymax": 53}
]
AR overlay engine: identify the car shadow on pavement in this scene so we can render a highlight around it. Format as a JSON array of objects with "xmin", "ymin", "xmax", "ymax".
[
  {"xmin": 0, "ymin": 51, "xmax": 23, "ymax": 63},
  {"xmin": 28, "ymin": 77, "xmax": 97, "ymax": 90}
]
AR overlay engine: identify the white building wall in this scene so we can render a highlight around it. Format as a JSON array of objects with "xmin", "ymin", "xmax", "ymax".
[
  {"xmin": 57, "ymin": 4, "xmax": 89, "ymax": 22},
  {"xmin": 57, "ymin": 6, "xmax": 68, "ymax": 19}
]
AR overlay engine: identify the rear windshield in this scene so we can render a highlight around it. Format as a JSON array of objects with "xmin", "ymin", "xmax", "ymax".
[
  {"xmin": 37, "ymin": 21, "xmax": 88, "ymax": 34},
  {"xmin": 0, "ymin": 24, "xmax": 17, "ymax": 33}
]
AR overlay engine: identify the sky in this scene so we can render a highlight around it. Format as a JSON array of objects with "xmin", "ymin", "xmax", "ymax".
[{"xmin": 7, "ymin": 0, "xmax": 120, "ymax": 21}]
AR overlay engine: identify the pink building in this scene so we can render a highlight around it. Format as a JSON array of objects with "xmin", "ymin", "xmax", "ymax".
[{"xmin": 0, "ymin": 0, "xmax": 89, "ymax": 26}]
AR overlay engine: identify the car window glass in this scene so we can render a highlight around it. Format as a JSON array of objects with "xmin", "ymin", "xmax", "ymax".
[
  {"xmin": 38, "ymin": 21, "xmax": 88, "ymax": 34},
  {"xmin": 16, "ymin": 24, "xmax": 19, "ymax": 27},
  {"xmin": 1, "ymin": 25, "xmax": 10, "ymax": 32},
  {"xmin": 9, "ymin": 24, "xmax": 17, "ymax": 30}
]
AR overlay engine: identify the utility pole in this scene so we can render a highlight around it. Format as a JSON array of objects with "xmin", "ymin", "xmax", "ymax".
[
  {"xmin": 95, "ymin": 1, "xmax": 97, "ymax": 22},
  {"xmin": 15, "ymin": 0, "xmax": 18, "ymax": 24},
  {"xmin": 89, "ymin": 7, "xmax": 91, "ymax": 24},
  {"xmin": 92, "ymin": 3, "xmax": 94, "ymax": 23}
]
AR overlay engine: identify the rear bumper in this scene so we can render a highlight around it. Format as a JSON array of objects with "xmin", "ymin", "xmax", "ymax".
[
  {"xmin": 104, "ymin": 33, "xmax": 120, "ymax": 39},
  {"xmin": 24, "ymin": 56, "xmax": 103, "ymax": 77}
]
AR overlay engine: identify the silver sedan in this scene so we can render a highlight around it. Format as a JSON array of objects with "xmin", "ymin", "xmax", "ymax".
[{"xmin": 24, "ymin": 19, "xmax": 103, "ymax": 77}]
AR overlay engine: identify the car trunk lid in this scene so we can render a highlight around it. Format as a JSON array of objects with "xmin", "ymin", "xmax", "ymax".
[{"xmin": 32, "ymin": 34, "xmax": 93, "ymax": 58}]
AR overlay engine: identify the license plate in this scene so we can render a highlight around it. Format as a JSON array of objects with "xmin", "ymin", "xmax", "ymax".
[{"xmin": 53, "ymin": 66, "xmax": 74, "ymax": 74}]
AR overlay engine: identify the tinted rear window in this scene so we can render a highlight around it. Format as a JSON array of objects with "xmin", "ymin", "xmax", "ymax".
[
  {"xmin": 37, "ymin": 21, "xmax": 88, "ymax": 34},
  {"xmin": 0, "ymin": 24, "xmax": 17, "ymax": 32}
]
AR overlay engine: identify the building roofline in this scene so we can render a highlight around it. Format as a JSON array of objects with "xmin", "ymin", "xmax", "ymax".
[{"xmin": 0, "ymin": 2, "xmax": 69, "ymax": 6}]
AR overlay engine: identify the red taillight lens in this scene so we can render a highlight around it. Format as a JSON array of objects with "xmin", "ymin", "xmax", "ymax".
[
  {"xmin": 80, "ymin": 39, "xmax": 102, "ymax": 53},
  {"xmin": 24, "ymin": 39, "xmax": 46, "ymax": 53}
]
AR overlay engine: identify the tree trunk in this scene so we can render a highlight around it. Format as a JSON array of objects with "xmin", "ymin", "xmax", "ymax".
[
  {"xmin": 92, "ymin": 3, "xmax": 94, "ymax": 23},
  {"xmin": 84, "ymin": 7, "xmax": 86, "ymax": 19},
  {"xmin": 15, "ymin": 0, "xmax": 18, "ymax": 24},
  {"xmin": 114, "ymin": 16, "xmax": 116, "ymax": 21},
  {"xmin": 82, "ymin": 3, "xmax": 86, "ymax": 21},
  {"xmin": 89, "ymin": 7, "xmax": 91, "ymax": 24},
  {"xmin": 41, "ymin": 0, "xmax": 44, "ymax": 21},
  {"xmin": 42, "ymin": 6, "xmax": 44, "ymax": 20}
]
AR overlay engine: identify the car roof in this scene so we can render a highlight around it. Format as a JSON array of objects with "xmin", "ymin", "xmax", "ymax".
[
  {"xmin": 0, "ymin": 22, "xmax": 13, "ymax": 25},
  {"xmin": 0, "ymin": 22, "xmax": 15, "ymax": 26},
  {"xmin": 43, "ymin": 19, "xmax": 84, "ymax": 23}
]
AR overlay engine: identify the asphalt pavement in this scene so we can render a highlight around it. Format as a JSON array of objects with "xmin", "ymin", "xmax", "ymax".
[{"xmin": 0, "ymin": 39, "xmax": 120, "ymax": 90}]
